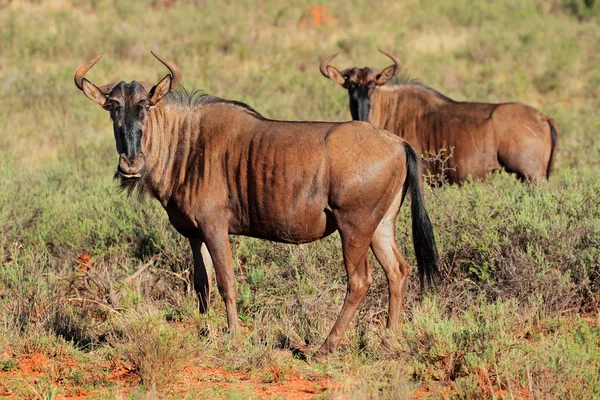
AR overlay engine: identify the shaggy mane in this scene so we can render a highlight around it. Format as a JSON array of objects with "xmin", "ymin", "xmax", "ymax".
[
  {"xmin": 163, "ymin": 86, "xmax": 263, "ymax": 117},
  {"xmin": 386, "ymin": 74, "xmax": 454, "ymax": 102}
]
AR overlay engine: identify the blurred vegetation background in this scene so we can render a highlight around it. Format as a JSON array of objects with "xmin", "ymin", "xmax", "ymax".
[{"xmin": 0, "ymin": 0, "xmax": 599, "ymax": 398}]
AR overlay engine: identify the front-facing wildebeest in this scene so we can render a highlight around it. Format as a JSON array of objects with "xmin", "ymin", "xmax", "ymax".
[
  {"xmin": 320, "ymin": 50, "xmax": 558, "ymax": 184},
  {"xmin": 74, "ymin": 52, "xmax": 439, "ymax": 357}
]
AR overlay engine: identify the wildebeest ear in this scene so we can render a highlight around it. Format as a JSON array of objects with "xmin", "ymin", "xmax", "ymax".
[
  {"xmin": 149, "ymin": 74, "xmax": 172, "ymax": 106},
  {"xmin": 375, "ymin": 64, "xmax": 399, "ymax": 85},
  {"xmin": 81, "ymin": 78, "xmax": 109, "ymax": 109},
  {"xmin": 326, "ymin": 66, "xmax": 346, "ymax": 86}
]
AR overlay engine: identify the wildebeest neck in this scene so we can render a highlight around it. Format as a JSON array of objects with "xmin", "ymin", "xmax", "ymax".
[
  {"xmin": 369, "ymin": 84, "xmax": 451, "ymax": 130},
  {"xmin": 140, "ymin": 100, "xmax": 262, "ymax": 205},
  {"xmin": 141, "ymin": 105, "xmax": 199, "ymax": 203}
]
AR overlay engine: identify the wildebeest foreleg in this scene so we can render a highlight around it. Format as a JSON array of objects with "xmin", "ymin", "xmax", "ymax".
[
  {"xmin": 317, "ymin": 234, "xmax": 373, "ymax": 356},
  {"xmin": 201, "ymin": 224, "xmax": 240, "ymax": 333},
  {"xmin": 189, "ymin": 238, "xmax": 214, "ymax": 313}
]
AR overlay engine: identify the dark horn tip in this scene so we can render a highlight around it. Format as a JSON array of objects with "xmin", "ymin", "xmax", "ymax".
[
  {"xmin": 326, "ymin": 51, "xmax": 340, "ymax": 60},
  {"xmin": 378, "ymin": 49, "xmax": 402, "ymax": 63},
  {"xmin": 91, "ymin": 52, "xmax": 105, "ymax": 61},
  {"xmin": 149, "ymin": 50, "xmax": 182, "ymax": 88}
]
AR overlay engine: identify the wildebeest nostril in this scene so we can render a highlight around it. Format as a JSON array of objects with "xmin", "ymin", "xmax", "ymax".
[
  {"xmin": 118, "ymin": 153, "xmax": 144, "ymax": 176},
  {"xmin": 118, "ymin": 154, "xmax": 131, "ymax": 170}
]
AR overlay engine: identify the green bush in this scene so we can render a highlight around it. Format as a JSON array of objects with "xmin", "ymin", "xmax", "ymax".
[{"xmin": 109, "ymin": 309, "xmax": 194, "ymax": 386}]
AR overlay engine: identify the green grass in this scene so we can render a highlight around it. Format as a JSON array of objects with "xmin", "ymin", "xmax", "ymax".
[{"xmin": 1, "ymin": 0, "xmax": 599, "ymax": 398}]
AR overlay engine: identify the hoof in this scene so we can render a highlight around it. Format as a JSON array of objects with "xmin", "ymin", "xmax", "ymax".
[
  {"xmin": 311, "ymin": 349, "xmax": 330, "ymax": 364},
  {"xmin": 198, "ymin": 303, "xmax": 210, "ymax": 314}
]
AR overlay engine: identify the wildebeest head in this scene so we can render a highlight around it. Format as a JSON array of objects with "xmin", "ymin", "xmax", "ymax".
[
  {"xmin": 74, "ymin": 52, "xmax": 181, "ymax": 181},
  {"xmin": 320, "ymin": 50, "xmax": 402, "ymax": 121}
]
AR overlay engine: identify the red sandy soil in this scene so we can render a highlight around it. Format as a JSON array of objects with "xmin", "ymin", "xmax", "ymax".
[
  {"xmin": 0, "ymin": 351, "xmax": 334, "ymax": 399},
  {"xmin": 178, "ymin": 365, "xmax": 332, "ymax": 399},
  {"xmin": 0, "ymin": 349, "xmax": 574, "ymax": 399}
]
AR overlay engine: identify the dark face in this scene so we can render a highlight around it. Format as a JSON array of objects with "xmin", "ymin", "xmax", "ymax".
[
  {"xmin": 79, "ymin": 68, "xmax": 172, "ymax": 183},
  {"xmin": 105, "ymin": 81, "xmax": 151, "ymax": 180},
  {"xmin": 320, "ymin": 52, "xmax": 400, "ymax": 122},
  {"xmin": 340, "ymin": 67, "xmax": 381, "ymax": 121}
]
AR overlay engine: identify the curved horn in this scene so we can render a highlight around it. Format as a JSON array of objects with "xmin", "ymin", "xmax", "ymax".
[
  {"xmin": 319, "ymin": 52, "xmax": 339, "ymax": 78},
  {"xmin": 74, "ymin": 53, "xmax": 104, "ymax": 91},
  {"xmin": 378, "ymin": 49, "xmax": 402, "ymax": 71},
  {"xmin": 74, "ymin": 53, "xmax": 118, "ymax": 95},
  {"xmin": 150, "ymin": 51, "xmax": 182, "ymax": 88}
]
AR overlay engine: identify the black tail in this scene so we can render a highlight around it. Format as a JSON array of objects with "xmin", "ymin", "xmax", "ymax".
[
  {"xmin": 402, "ymin": 142, "xmax": 440, "ymax": 290},
  {"xmin": 546, "ymin": 119, "xmax": 558, "ymax": 180}
]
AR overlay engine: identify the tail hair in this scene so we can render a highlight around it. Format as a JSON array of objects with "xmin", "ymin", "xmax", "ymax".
[
  {"xmin": 546, "ymin": 119, "xmax": 558, "ymax": 180},
  {"xmin": 402, "ymin": 142, "xmax": 440, "ymax": 289}
]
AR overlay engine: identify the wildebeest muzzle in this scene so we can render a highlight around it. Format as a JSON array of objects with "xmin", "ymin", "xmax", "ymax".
[{"xmin": 118, "ymin": 153, "xmax": 145, "ymax": 179}]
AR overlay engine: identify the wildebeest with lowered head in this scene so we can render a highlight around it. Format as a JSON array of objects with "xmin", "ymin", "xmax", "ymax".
[
  {"xmin": 320, "ymin": 50, "xmax": 558, "ymax": 184},
  {"xmin": 74, "ymin": 52, "xmax": 439, "ymax": 357}
]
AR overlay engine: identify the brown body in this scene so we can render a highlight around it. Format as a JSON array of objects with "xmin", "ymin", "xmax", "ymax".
[
  {"xmin": 144, "ymin": 102, "xmax": 399, "ymax": 246},
  {"xmin": 320, "ymin": 51, "xmax": 558, "ymax": 184},
  {"xmin": 75, "ymin": 53, "xmax": 439, "ymax": 357},
  {"xmin": 370, "ymin": 84, "xmax": 558, "ymax": 183}
]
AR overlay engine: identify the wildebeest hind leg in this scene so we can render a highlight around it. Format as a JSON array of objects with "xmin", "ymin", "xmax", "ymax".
[
  {"xmin": 317, "ymin": 230, "xmax": 373, "ymax": 356},
  {"xmin": 370, "ymin": 187, "xmax": 408, "ymax": 330},
  {"xmin": 370, "ymin": 221, "xmax": 409, "ymax": 330},
  {"xmin": 201, "ymin": 224, "xmax": 240, "ymax": 333},
  {"xmin": 189, "ymin": 238, "xmax": 214, "ymax": 313}
]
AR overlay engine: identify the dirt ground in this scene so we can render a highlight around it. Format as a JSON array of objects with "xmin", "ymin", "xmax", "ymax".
[
  {"xmin": 0, "ymin": 350, "xmax": 335, "ymax": 399},
  {"xmin": 0, "ymin": 351, "xmax": 539, "ymax": 399}
]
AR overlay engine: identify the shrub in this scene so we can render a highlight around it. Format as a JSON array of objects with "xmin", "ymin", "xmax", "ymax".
[{"xmin": 109, "ymin": 309, "xmax": 193, "ymax": 387}]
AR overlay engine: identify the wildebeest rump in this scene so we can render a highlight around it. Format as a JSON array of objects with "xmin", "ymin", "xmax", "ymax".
[
  {"xmin": 75, "ymin": 52, "xmax": 439, "ymax": 356},
  {"xmin": 320, "ymin": 51, "xmax": 558, "ymax": 184}
]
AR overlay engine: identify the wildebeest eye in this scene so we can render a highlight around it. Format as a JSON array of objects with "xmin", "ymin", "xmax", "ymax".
[
  {"xmin": 136, "ymin": 103, "xmax": 147, "ymax": 119},
  {"xmin": 109, "ymin": 100, "xmax": 123, "ymax": 112}
]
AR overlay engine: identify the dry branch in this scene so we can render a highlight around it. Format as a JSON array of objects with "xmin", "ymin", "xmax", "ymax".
[{"xmin": 124, "ymin": 255, "xmax": 161, "ymax": 285}]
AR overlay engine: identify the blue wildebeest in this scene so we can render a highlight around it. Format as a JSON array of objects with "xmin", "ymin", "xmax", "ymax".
[
  {"xmin": 320, "ymin": 50, "xmax": 558, "ymax": 184},
  {"xmin": 74, "ymin": 52, "xmax": 439, "ymax": 357}
]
